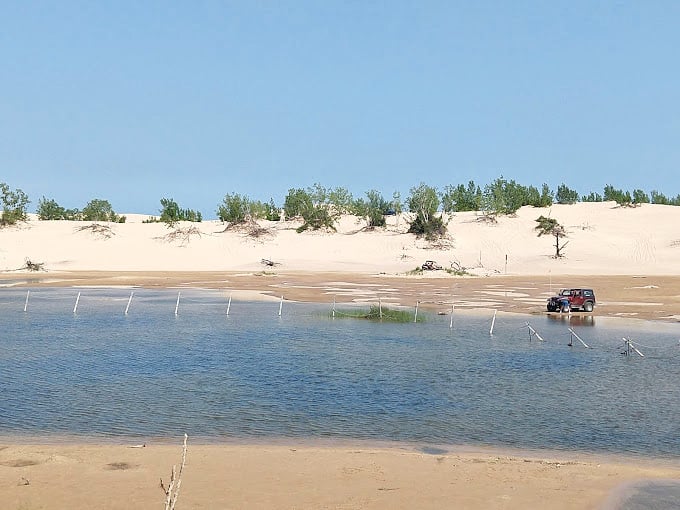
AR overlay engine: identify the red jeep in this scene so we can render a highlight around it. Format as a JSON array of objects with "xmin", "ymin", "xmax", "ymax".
[{"xmin": 547, "ymin": 288, "xmax": 596, "ymax": 312}]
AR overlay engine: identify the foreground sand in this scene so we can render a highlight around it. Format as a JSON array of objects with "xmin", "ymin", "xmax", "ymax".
[{"xmin": 2, "ymin": 441, "xmax": 679, "ymax": 510}]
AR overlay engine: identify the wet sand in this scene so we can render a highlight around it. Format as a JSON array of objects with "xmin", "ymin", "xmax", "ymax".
[{"xmin": 3, "ymin": 270, "xmax": 680, "ymax": 323}]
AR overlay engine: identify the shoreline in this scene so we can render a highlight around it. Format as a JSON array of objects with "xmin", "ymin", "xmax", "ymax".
[
  {"xmin": 2, "ymin": 433, "xmax": 680, "ymax": 465},
  {"xmin": 3, "ymin": 270, "xmax": 680, "ymax": 323}
]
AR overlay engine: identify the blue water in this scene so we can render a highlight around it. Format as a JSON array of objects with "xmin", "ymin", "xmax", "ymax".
[{"xmin": 1, "ymin": 288, "xmax": 680, "ymax": 458}]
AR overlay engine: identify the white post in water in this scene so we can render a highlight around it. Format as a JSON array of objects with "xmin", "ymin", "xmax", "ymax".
[
  {"xmin": 526, "ymin": 322, "xmax": 544, "ymax": 342},
  {"xmin": 124, "ymin": 291, "xmax": 134, "ymax": 315},
  {"xmin": 379, "ymin": 297, "xmax": 383, "ymax": 319},
  {"xmin": 567, "ymin": 328, "xmax": 589, "ymax": 348},
  {"xmin": 174, "ymin": 291, "xmax": 181, "ymax": 316},
  {"xmin": 73, "ymin": 292, "xmax": 81, "ymax": 314},
  {"xmin": 332, "ymin": 297, "xmax": 336, "ymax": 319},
  {"xmin": 490, "ymin": 309, "xmax": 497, "ymax": 336},
  {"xmin": 414, "ymin": 301, "xmax": 419, "ymax": 323},
  {"xmin": 278, "ymin": 295, "xmax": 283, "ymax": 317},
  {"xmin": 449, "ymin": 303, "xmax": 454, "ymax": 329},
  {"xmin": 622, "ymin": 337, "xmax": 645, "ymax": 357},
  {"xmin": 226, "ymin": 294, "xmax": 232, "ymax": 316},
  {"xmin": 23, "ymin": 290, "xmax": 30, "ymax": 312}
]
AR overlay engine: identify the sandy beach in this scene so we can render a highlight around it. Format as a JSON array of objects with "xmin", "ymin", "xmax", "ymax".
[
  {"xmin": 2, "ymin": 441, "xmax": 679, "ymax": 510},
  {"xmin": 2, "ymin": 202, "xmax": 680, "ymax": 509}
]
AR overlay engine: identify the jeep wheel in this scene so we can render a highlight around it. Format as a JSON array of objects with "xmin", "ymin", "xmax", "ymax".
[
  {"xmin": 547, "ymin": 304, "xmax": 556, "ymax": 312},
  {"xmin": 583, "ymin": 301, "xmax": 594, "ymax": 312}
]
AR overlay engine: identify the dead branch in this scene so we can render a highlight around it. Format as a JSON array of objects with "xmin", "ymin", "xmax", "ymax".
[
  {"xmin": 22, "ymin": 258, "xmax": 45, "ymax": 271},
  {"xmin": 160, "ymin": 434, "xmax": 188, "ymax": 510},
  {"xmin": 157, "ymin": 226, "xmax": 202, "ymax": 246},
  {"xmin": 476, "ymin": 212, "xmax": 497, "ymax": 224},
  {"xmin": 76, "ymin": 223, "xmax": 115, "ymax": 239},
  {"xmin": 218, "ymin": 218, "xmax": 274, "ymax": 240}
]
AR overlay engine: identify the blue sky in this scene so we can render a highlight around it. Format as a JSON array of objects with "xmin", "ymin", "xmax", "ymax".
[{"xmin": 2, "ymin": 1, "xmax": 679, "ymax": 217}]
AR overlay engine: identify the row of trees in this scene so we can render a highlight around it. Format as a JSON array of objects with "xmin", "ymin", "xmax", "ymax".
[
  {"xmin": 2, "ymin": 179, "xmax": 680, "ymax": 239},
  {"xmin": 36, "ymin": 197, "xmax": 126, "ymax": 222}
]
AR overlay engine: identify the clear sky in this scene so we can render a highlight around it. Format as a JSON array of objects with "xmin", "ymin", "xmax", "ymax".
[{"xmin": 2, "ymin": 1, "xmax": 679, "ymax": 217}]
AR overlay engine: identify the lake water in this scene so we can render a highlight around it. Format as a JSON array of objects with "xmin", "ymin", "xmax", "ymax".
[{"xmin": 1, "ymin": 288, "xmax": 680, "ymax": 459}]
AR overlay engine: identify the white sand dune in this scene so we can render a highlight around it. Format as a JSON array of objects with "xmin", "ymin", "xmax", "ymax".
[{"xmin": 1, "ymin": 202, "xmax": 678, "ymax": 276}]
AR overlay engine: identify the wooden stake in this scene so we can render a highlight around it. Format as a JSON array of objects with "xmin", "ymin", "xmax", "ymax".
[
  {"xmin": 73, "ymin": 292, "xmax": 81, "ymax": 314},
  {"xmin": 226, "ymin": 294, "xmax": 232, "ymax": 316},
  {"xmin": 490, "ymin": 309, "xmax": 497, "ymax": 336},
  {"xmin": 568, "ymin": 328, "xmax": 589, "ymax": 348},
  {"xmin": 23, "ymin": 290, "xmax": 30, "ymax": 312},
  {"xmin": 414, "ymin": 301, "xmax": 419, "ymax": 323},
  {"xmin": 124, "ymin": 291, "xmax": 134, "ymax": 315},
  {"xmin": 278, "ymin": 295, "xmax": 283, "ymax": 316},
  {"xmin": 526, "ymin": 322, "xmax": 544, "ymax": 342},
  {"xmin": 174, "ymin": 291, "xmax": 181, "ymax": 316}
]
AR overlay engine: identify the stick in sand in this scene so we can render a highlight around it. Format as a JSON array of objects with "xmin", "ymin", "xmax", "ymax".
[{"xmin": 160, "ymin": 433, "xmax": 188, "ymax": 510}]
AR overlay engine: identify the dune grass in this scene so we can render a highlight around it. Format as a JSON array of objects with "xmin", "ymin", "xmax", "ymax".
[{"xmin": 332, "ymin": 305, "xmax": 424, "ymax": 323}]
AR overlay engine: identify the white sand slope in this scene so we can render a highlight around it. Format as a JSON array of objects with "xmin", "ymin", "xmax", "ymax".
[{"xmin": 1, "ymin": 202, "xmax": 678, "ymax": 275}]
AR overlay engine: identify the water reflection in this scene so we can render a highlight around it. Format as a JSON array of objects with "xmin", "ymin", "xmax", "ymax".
[{"xmin": 547, "ymin": 313, "xmax": 596, "ymax": 326}]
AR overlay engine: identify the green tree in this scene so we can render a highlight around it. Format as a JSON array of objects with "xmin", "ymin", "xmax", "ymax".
[
  {"xmin": 524, "ymin": 185, "xmax": 542, "ymax": 207},
  {"xmin": 82, "ymin": 199, "xmax": 121, "ymax": 222},
  {"xmin": 283, "ymin": 186, "xmax": 341, "ymax": 232},
  {"xmin": 535, "ymin": 215, "xmax": 568, "ymax": 258},
  {"xmin": 159, "ymin": 198, "xmax": 202, "ymax": 226},
  {"xmin": 354, "ymin": 190, "xmax": 388, "ymax": 228},
  {"xmin": 0, "ymin": 183, "xmax": 30, "ymax": 225},
  {"xmin": 482, "ymin": 176, "xmax": 524, "ymax": 215},
  {"xmin": 650, "ymin": 190, "xmax": 669, "ymax": 205},
  {"xmin": 283, "ymin": 188, "xmax": 311, "ymax": 219},
  {"xmin": 632, "ymin": 189, "xmax": 649, "ymax": 205},
  {"xmin": 603, "ymin": 185, "xmax": 632, "ymax": 206},
  {"xmin": 442, "ymin": 181, "xmax": 482, "ymax": 213},
  {"xmin": 407, "ymin": 183, "xmax": 445, "ymax": 239},
  {"xmin": 159, "ymin": 198, "xmax": 182, "ymax": 226},
  {"xmin": 37, "ymin": 196, "xmax": 66, "ymax": 220},
  {"xmin": 217, "ymin": 193, "xmax": 251, "ymax": 224},
  {"xmin": 555, "ymin": 184, "xmax": 579, "ymax": 204},
  {"xmin": 582, "ymin": 192, "xmax": 603, "ymax": 202},
  {"xmin": 328, "ymin": 186, "xmax": 354, "ymax": 214},
  {"xmin": 265, "ymin": 198, "xmax": 281, "ymax": 221},
  {"xmin": 538, "ymin": 183, "xmax": 553, "ymax": 207},
  {"xmin": 391, "ymin": 191, "xmax": 402, "ymax": 215}
]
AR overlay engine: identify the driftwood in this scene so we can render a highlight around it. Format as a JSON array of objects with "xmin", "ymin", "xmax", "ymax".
[
  {"xmin": 22, "ymin": 258, "xmax": 45, "ymax": 271},
  {"xmin": 220, "ymin": 219, "xmax": 274, "ymax": 240},
  {"xmin": 160, "ymin": 434, "xmax": 188, "ymax": 510},
  {"xmin": 75, "ymin": 223, "xmax": 115, "ymax": 239},
  {"xmin": 157, "ymin": 226, "xmax": 202, "ymax": 246}
]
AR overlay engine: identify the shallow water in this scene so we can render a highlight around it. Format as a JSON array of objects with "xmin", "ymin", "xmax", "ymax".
[{"xmin": 1, "ymin": 288, "xmax": 680, "ymax": 458}]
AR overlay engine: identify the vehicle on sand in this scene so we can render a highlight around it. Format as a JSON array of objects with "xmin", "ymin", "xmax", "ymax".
[
  {"xmin": 547, "ymin": 288, "xmax": 596, "ymax": 312},
  {"xmin": 422, "ymin": 260, "xmax": 443, "ymax": 270}
]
